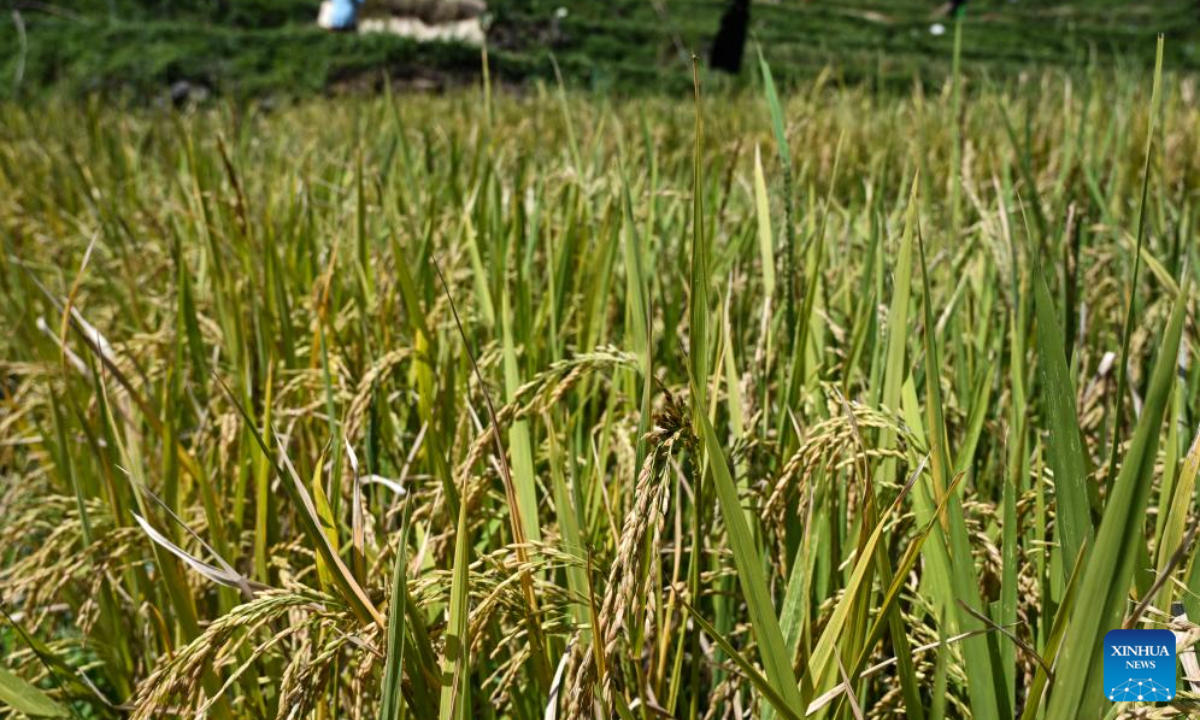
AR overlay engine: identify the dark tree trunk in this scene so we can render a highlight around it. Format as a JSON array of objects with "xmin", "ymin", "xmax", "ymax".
[{"xmin": 709, "ymin": 0, "xmax": 750, "ymax": 74}]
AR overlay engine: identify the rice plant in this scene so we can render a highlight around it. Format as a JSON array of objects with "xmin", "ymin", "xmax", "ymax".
[{"xmin": 1, "ymin": 42, "xmax": 1198, "ymax": 719}]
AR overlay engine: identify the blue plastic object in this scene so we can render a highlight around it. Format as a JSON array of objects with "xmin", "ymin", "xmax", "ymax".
[{"xmin": 326, "ymin": 0, "xmax": 361, "ymax": 29}]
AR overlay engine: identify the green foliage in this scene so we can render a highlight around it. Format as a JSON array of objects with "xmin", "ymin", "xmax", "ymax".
[
  {"xmin": 0, "ymin": 18, "xmax": 500, "ymax": 100},
  {"xmin": 494, "ymin": 0, "xmax": 1200, "ymax": 88},
  {"xmin": 0, "ymin": 668, "xmax": 68, "ymax": 718},
  {"xmin": 2, "ymin": 1, "xmax": 1198, "ymax": 100}
]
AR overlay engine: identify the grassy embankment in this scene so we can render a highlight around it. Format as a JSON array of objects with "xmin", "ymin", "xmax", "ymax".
[{"xmin": 1, "ymin": 0, "xmax": 1197, "ymax": 98}]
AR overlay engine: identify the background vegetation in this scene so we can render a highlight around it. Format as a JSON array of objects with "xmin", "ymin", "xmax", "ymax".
[{"xmin": 1, "ymin": 0, "xmax": 1198, "ymax": 99}]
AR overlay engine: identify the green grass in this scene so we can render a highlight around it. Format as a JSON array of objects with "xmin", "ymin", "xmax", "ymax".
[
  {"xmin": 499, "ymin": 0, "xmax": 1200, "ymax": 88},
  {"xmin": 2, "ymin": 1, "xmax": 1198, "ymax": 99},
  {"xmin": 1, "ymin": 42, "xmax": 1199, "ymax": 720}
]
